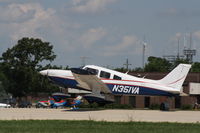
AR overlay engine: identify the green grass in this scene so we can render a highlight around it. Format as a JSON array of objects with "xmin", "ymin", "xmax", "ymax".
[{"xmin": 0, "ymin": 120, "xmax": 200, "ymax": 133}]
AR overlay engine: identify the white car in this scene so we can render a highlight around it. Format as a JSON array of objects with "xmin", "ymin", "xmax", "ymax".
[{"xmin": 0, "ymin": 103, "xmax": 11, "ymax": 108}]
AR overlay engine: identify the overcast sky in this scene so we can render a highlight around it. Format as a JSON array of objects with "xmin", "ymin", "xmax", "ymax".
[{"xmin": 0, "ymin": 0, "xmax": 200, "ymax": 68}]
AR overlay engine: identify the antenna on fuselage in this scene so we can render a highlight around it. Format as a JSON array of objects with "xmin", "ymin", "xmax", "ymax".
[
  {"xmin": 125, "ymin": 71, "xmax": 129, "ymax": 74},
  {"xmin": 142, "ymin": 73, "xmax": 148, "ymax": 79}
]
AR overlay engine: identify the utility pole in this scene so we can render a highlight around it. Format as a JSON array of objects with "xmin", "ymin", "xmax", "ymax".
[
  {"xmin": 80, "ymin": 56, "xmax": 89, "ymax": 66},
  {"xmin": 177, "ymin": 36, "xmax": 180, "ymax": 59},
  {"xmin": 183, "ymin": 32, "xmax": 196, "ymax": 63},
  {"xmin": 142, "ymin": 37, "xmax": 147, "ymax": 69},
  {"xmin": 189, "ymin": 32, "xmax": 192, "ymax": 50},
  {"xmin": 123, "ymin": 58, "xmax": 131, "ymax": 70}
]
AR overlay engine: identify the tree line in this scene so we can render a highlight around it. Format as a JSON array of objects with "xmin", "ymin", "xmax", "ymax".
[
  {"xmin": 0, "ymin": 37, "xmax": 200, "ymax": 98},
  {"xmin": 115, "ymin": 56, "xmax": 200, "ymax": 73}
]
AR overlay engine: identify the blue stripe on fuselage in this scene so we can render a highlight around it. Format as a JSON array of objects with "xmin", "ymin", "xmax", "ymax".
[
  {"xmin": 49, "ymin": 76, "xmax": 78, "ymax": 88},
  {"xmin": 107, "ymin": 84, "xmax": 175, "ymax": 96}
]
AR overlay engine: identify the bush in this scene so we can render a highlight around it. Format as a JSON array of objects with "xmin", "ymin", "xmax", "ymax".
[
  {"xmin": 79, "ymin": 103, "xmax": 90, "ymax": 108},
  {"xmin": 90, "ymin": 102, "xmax": 99, "ymax": 108},
  {"xmin": 181, "ymin": 104, "xmax": 193, "ymax": 110},
  {"xmin": 104, "ymin": 103, "xmax": 133, "ymax": 109},
  {"xmin": 79, "ymin": 102, "xmax": 134, "ymax": 109},
  {"xmin": 79, "ymin": 102, "xmax": 99, "ymax": 108},
  {"xmin": 149, "ymin": 104, "xmax": 160, "ymax": 110}
]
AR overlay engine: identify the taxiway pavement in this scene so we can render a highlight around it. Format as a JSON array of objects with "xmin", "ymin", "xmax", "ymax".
[{"xmin": 0, "ymin": 108, "xmax": 199, "ymax": 123}]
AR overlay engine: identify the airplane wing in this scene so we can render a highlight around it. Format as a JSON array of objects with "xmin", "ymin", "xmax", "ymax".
[{"xmin": 71, "ymin": 68, "xmax": 111, "ymax": 94}]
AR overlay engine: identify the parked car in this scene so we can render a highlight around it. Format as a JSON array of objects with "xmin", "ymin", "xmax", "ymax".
[
  {"xmin": 0, "ymin": 103, "xmax": 11, "ymax": 108},
  {"xmin": 1, "ymin": 98, "xmax": 16, "ymax": 108},
  {"xmin": 18, "ymin": 101, "xmax": 32, "ymax": 108}
]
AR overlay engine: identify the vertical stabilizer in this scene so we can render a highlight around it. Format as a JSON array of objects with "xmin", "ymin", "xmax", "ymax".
[{"xmin": 158, "ymin": 64, "xmax": 191, "ymax": 90}]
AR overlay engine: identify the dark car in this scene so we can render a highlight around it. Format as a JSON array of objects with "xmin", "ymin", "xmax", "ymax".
[{"xmin": 18, "ymin": 101, "xmax": 32, "ymax": 108}]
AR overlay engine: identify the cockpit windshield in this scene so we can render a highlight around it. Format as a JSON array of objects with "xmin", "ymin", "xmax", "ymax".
[{"xmin": 84, "ymin": 67, "xmax": 99, "ymax": 75}]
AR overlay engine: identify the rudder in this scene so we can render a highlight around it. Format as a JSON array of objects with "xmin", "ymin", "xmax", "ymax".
[{"xmin": 158, "ymin": 64, "xmax": 191, "ymax": 90}]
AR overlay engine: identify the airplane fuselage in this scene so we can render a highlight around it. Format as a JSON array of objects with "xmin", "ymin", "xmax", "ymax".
[{"xmin": 40, "ymin": 65, "xmax": 183, "ymax": 96}]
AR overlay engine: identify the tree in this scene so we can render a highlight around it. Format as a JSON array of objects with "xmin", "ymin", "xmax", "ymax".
[
  {"xmin": 191, "ymin": 62, "xmax": 200, "ymax": 72},
  {"xmin": 0, "ymin": 37, "xmax": 57, "ymax": 97},
  {"xmin": 114, "ymin": 67, "xmax": 127, "ymax": 73},
  {"xmin": 1, "ymin": 37, "xmax": 56, "ymax": 70},
  {"xmin": 0, "ymin": 70, "xmax": 8, "ymax": 98},
  {"xmin": 144, "ymin": 56, "xmax": 172, "ymax": 72},
  {"xmin": 132, "ymin": 67, "xmax": 143, "ymax": 72},
  {"xmin": 173, "ymin": 58, "xmax": 190, "ymax": 69}
]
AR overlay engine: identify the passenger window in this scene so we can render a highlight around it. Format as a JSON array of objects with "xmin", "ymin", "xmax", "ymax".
[
  {"xmin": 85, "ymin": 68, "xmax": 98, "ymax": 75},
  {"xmin": 100, "ymin": 71, "xmax": 110, "ymax": 79},
  {"xmin": 113, "ymin": 75, "xmax": 122, "ymax": 80}
]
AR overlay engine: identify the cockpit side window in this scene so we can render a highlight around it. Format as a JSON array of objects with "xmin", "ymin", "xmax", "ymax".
[
  {"xmin": 113, "ymin": 75, "xmax": 122, "ymax": 80},
  {"xmin": 100, "ymin": 71, "xmax": 110, "ymax": 79},
  {"xmin": 84, "ymin": 67, "xmax": 99, "ymax": 75}
]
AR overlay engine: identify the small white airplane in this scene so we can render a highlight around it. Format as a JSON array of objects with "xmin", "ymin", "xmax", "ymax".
[{"xmin": 40, "ymin": 64, "xmax": 191, "ymax": 104}]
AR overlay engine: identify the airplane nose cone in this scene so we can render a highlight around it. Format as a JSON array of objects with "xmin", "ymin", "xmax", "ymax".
[{"xmin": 39, "ymin": 70, "xmax": 48, "ymax": 76}]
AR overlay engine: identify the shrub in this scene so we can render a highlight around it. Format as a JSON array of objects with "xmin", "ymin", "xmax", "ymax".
[
  {"xmin": 149, "ymin": 104, "xmax": 160, "ymax": 110},
  {"xmin": 181, "ymin": 104, "xmax": 193, "ymax": 110},
  {"xmin": 104, "ymin": 103, "xmax": 133, "ymax": 109},
  {"xmin": 90, "ymin": 102, "xmax": 99, "ymax": 108}
]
